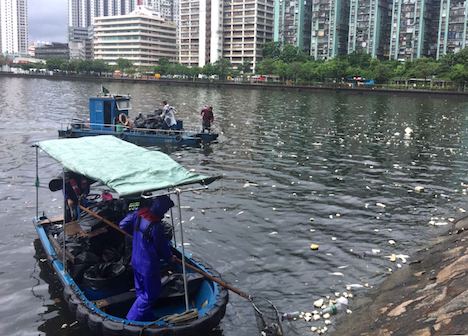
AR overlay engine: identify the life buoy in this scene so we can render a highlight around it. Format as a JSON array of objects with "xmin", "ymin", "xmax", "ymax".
[{"xmin": 118, "ymin": 113, "xmax": 129, "ymax": 126}]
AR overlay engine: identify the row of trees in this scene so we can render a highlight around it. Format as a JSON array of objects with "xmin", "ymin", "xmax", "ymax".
[
  {"xmin": 4, "ymin": 44, "xmax": 467, "ymax": 87},
  {"xmin": 257, "ymin": 42, "xmax": 468, "ymax": 86}
]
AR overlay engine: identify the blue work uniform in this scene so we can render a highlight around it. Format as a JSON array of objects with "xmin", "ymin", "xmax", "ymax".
[{"xmin": 119, "ymin": 196, "xmax": 174, "ymax": 321}]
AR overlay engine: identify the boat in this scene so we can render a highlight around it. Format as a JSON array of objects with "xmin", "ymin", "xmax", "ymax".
[
  {"xmin": 58, "ymin": 93, "xmax": 219, "ymax": 147},
  {"xmin": 33, "ymin": 135, "xmax": 228, "ymax": 336}
]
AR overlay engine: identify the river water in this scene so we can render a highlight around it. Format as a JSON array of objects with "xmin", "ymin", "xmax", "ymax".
[{"xmin": 0, "ymin": 76, "xmax": 467, "ymax": 336}]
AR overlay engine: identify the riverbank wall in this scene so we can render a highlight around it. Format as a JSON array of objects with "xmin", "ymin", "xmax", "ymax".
[
  {"xmin": 1, "ymin": 72, "xmax": 467, "ymax": 99},
  {"xmin": 332, "ymin": 217, "xmax": 468, "ymax": 336}
]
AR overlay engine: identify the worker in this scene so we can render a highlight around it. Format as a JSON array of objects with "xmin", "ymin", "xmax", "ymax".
[
  {"xmin": 200, "ymin": 105, "xmax": 214, "ymax": 133},
  {"xmin": 119, "ymin": 195, "xmax": 175, "ymax": 321}
]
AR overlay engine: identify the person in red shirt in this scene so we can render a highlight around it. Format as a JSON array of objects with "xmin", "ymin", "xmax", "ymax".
[{"xmin": 200, "ymin": 105, "xmax": 214, "ymax": 133}]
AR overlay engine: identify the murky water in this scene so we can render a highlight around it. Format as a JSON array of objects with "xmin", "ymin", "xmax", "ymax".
[{"xmin": 0, "ymin": 76, "xmax": 467, "ymax": 336}]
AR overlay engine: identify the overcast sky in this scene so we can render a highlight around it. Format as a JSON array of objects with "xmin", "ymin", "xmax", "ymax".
[{"xmin": 28, "ymin": 0, "xmax": 68, "ymax": 42}]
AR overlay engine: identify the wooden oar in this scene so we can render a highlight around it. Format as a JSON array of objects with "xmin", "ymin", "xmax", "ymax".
[{"xmin": 79, "ymin": 205, "xmax": 250, "ymax": 299}]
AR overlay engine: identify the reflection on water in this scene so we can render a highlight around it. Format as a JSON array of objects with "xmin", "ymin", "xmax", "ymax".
[{"xmin": 0, "ymin": 77, "xmax": 467, "ymax": 335}]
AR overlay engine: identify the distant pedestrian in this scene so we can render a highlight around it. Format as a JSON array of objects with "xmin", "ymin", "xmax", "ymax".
[{"xmin": 200, "ymin": 105, "xmax": 214, "ymax": 133}]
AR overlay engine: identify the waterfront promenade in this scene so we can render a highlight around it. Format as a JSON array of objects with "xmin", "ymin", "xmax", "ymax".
[{"xmin": 1, "ymin": 71, "xmax": 467, "ymax": 98}]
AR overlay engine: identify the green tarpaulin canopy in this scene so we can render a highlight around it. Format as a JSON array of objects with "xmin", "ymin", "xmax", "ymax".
[{"xmin": 37, "ymin": 135, "xmax": 218, "ymax": 196}]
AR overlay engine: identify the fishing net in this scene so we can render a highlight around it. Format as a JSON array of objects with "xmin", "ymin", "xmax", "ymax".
[{"xmin": 250, "ymin": 296, "xmax": 284, "ymax": 336}]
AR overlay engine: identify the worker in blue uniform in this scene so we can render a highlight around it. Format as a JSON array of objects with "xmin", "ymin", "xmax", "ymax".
[{"xmin": 119, "ymin": 195, "xmax": 175, "ymax": 321}]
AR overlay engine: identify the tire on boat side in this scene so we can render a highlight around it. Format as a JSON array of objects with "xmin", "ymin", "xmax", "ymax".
[
  {"xmin": 87, "ymin": 312, "xmax": 105, "ymax": 336},
  {"xmin": 76, "ymin": 303, "xmax": 89, "ymax": 327}
]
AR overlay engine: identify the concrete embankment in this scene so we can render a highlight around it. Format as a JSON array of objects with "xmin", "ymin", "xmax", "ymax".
[
  {"xmin": 332, "ymin": 217, "xmax": 468, "ymax": 336},
  {"xmin": 1, "ymin": 72, "xmax": 467, "ymax": 98}
]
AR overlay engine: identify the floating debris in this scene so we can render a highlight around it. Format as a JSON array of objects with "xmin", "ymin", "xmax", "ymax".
[
  {"xmin": 405, "ymin": 127, "xmax": 413, "ymax": 134},
  {"xmin": 322, "ymin": 312, "xmax": 331, "ymax": 319},
  {"xmin": 376, "ymin": 202, "xmax": 386, "ymax": 208},
  {"xmin": 61, "ymin": 324, "xmax": 68, "ymax": 329},
  {"xmin": 324, "ymin": 319, "xmax": 332, "ymax": 325},
  {"xmin": 414, "ymin": 186, "xmax": 424, "ymax": 192},
  {"xmin": 313, "ymin": 299, "xmax": 324, "ymax": 308},
  {"xmin": 313, "ymin": 314, "xmax": 321, "ymax": 320},
  {"xmin": 371, "ymin": 249, "xmax": 381, "ymax": 254},
  {"xmin": 309, "ymin": 217, "xmax": 315, "ymax": 222},
  {"xmin": 189, "ymin": 216, "xmax": 195, "ymax": 221},
  {"xmin": 69, "ymin": 321, "xmax": 78, "ymax": 327},
  {"xmin": 388, "ymin": 240, "xmax": 396, "ymax": 245},
  {"xmin": 311, "ymin": 326, "xmax": 318, "ymax": 332},
  {"xmin": 236, "ymin": 211, "xmax": 244, "ymax": 216},
  {"xmin": 310, "ymin": 244, "xmax": 320, "ymax": 250},
  {"xmin": 329, "ymin": 272, "xmax": 344, "ymax": 276}
]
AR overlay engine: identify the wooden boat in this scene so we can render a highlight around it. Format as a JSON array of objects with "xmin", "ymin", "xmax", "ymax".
[
  {"xmin": 33, "ymin": 136, "xmax": 228, "ymax": 335},
  {"xmin": 58, "ymin": 94, "xmax": 218, "ymax": 147}
]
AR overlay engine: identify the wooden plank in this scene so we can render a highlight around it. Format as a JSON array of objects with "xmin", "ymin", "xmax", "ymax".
[
  {"xmin": 38, "ymin": 215, "xmax": 64, "ymax": 225},
  {"xmin": 94, "ymin": 290, "xmax": 135, "ymax": 309}
]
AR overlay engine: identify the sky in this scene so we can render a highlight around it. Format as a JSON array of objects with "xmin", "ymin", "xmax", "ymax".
[{"xmin": 28, "ymin": 0, "xmax": 68, "ymax": 43}]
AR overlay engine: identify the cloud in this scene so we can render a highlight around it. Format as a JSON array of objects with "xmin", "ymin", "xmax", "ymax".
[{"xmin": 28, "ymin": 0, "xmax": 67, "ymax": 42}]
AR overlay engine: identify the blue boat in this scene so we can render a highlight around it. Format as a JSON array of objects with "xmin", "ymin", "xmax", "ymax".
[
  {"xmin": 58, "ymin": 94, "xmax": 218, "ymax": 147},
  {"xmin": 33, "ymin": 136, "xmax": 228, "ymax": 336}
]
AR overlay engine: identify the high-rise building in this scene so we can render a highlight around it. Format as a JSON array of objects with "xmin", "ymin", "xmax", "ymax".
[
  {"xmin": 68, "ymin": 0, "xmax": 136, "ymax": 28},
  {"xmin": 389, "ymin": 0, "xmax": 440, "ymax": 60},
  {"xmin": 179, "ymin": 0, "xmax": 223, "ymax": 67},
  {"xmin": 223, "ymin": 0, "xmax": 274, "ymax": 71},
  {"xmin": 310, "ymin": 0, "xmax": 350, "ymax": 60},
  {"xmin": 144, "ymin": 0, "xmax": 177, "ymax": 21},
  {"xmin": 436, "ymin": 0, "xmax": 468, "ymax": 58},
  {"xmin": 348, "ymin": 0, "xmax": 391, "ymax": 58},
  {"xmin": 93, "ymin": 6, "xmax": 177, "ymax": 66},
  {"xmin": 0, "ymin": 0, "xmax": 28, "ymax": 55},
  {"xmin": 273, "ymin": 0, "xmax": 312, "ymax": 53},
  {"xmin": 68, "ymin": 0, "xmax": 136, "ymax": 59}
]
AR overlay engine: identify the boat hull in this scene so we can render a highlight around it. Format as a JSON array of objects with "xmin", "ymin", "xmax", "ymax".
[
  {"xmin": 58, "ymin": 128, "xmax": 218, "ymax": 147},
  {"xmin": 34, "ymin": 219, "xmax": 228, "ymax": 336}
]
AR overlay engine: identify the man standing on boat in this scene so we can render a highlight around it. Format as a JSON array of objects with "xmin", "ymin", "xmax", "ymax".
[
  {"xmin": 119, "ymin": 195, "xmax": 175, "ymax": 321},
  {"xmin": 160, "ymin": 100, "xmax": 177, "ymax": 129},
  {"xmin": 200, "ymin": 105, "xmax": 214, "ymax": 133}
]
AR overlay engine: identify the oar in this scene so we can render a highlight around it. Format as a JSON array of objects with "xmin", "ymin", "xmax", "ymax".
[{"xmin": 80, "ymin": 205, "xmax": 284, "ymax": 335}]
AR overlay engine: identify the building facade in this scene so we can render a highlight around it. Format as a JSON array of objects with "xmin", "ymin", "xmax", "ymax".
[
  {"xmin": 179, "ymin": 0, "xmax": 223, "ymax": 67},
  {"xmin": 69, "ymin": 26, "xmax": 94, "ymax": 59},
  {"xmin": 68, "ymin": 0, "xmax": 136, "ymax": 28},
  {"xmin": 223, "ymin": 0, "xmax": 274, "ymax": 71},
  {"xmin": 144, "ymin": 0, "xmax": 177, "ymax": 21},
  {"xmin": 34, "ymin": 43, "xmax": 70, "ymax": 60},
  {"xmin": 310, "ymin": 0, "xmax": 350, "ymax": 60},
  {"xmin": 273, "ymin": 0, "xmax": 312, "ymax": 53},
  {"xmin": 0, "ymin": 0, "xmax": 28, "ymax": 55},
  {"xmin": 93, "ymin": 6, "xmax": 177, "ymax": 66},
  {"xmin": 436, "ymin": 0, "xmax": 468, "ymax": 58},
  {"xmin": 348, "ymin": 0, "xmax": 391, "ymax": 58},
  {"xmin": 389, "ymin": 0, "xmax": 440, "ymax": 60}
]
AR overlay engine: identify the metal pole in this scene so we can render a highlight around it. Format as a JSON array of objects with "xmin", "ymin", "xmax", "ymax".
[
  {"xmin": 176, "ymin": 190, "xmax": 189, "ymax": 311},
  {"xmin": 62, "ymin": 168, "xmax": 66, "ymax": 272},
  {"xmin": 169, "ymin": 189, "xmax": 177, "ymax": 247},
  {"xmin": 35, "ymin": 146, "xmax": 39, "ymax": 220}
]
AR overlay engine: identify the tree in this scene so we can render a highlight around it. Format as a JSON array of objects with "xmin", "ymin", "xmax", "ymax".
[
  {"xmin": 279, "ymin": 44, "xmax": 308, "ymax": 63},
  {"xmin": 257, "ymin": 59, "xmax": 275, "ymax": 75},
  {"xmin": 240, "ymin": 60, "xmax": 251, "ymax": 76},
  {"xmin": 262, "ymin": 42, "xmax": 281, "ymax": 59},
  {"xmin": 116, "ymin": 58, "xmax": 133, "ymax": 71},
  {"xmin": 213, "ymin": 58, "xmax": 232, "ymax": 79},
  {"xmin": 448, "ymin": 64, "xmax": 468, "ymax": 90}
]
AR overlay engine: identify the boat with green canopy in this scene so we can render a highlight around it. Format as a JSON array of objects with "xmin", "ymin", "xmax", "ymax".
[{"xmin": 32, "ymin": 135, "xmax": 228, "ymax": 336}]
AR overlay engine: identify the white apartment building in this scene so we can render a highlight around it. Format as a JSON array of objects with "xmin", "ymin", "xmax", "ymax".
[
  {"xmin": 93, "ymin": 6, "xmax": 177, "ymax": 67},
  {"xmin": 223, "ymin": 0, "xmax": 274, "ymax": 71},
  {"xmin": 179, "ymin": 0, "xmax": 223, "ymax": 67},
  {"xmin": 0, "ymin": 0, "xmax": 28, "ymax": 55}
]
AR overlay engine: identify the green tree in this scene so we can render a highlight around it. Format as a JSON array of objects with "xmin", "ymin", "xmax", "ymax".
[
  {"xmin": 262, "ymin": 42, "xmax": 281, "ymax": 59},
  {"xmin": 257, "ymin": 59, "xmax": 276, "ymax": 75},
  {"xmin": 240, "ymin": 60, "xmax": 251, "ymax": 76},
  {"xmin": 448, "ymin": 64, "xmax": 468, "ymax": 90},
  {"xmin": 213, "ymin": 58, "xmax": 232, "ymax": 79},
  {"xmin": 116, "ymin": 58, "xmax": 133, "ymax": 71}
]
